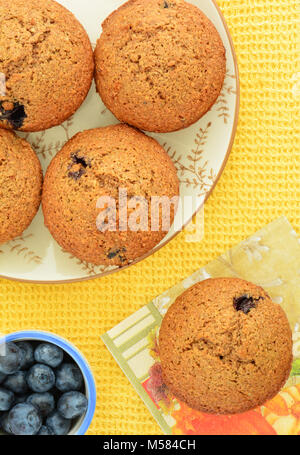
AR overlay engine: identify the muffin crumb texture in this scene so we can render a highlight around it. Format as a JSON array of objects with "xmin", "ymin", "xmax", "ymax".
[
  {"xmin": 42, "ymin": 124, "xmax": 179, "ymax": 266},
  {"xmin": 0, "ymin": 0, "xmax": 94, "ymax": 132},
  {"xmin": 95, "ymin": 0, "xmax": 226, "ymax": 133},
  {"xmin": 159, "ymin": 278, "xmax": 293, "ymax": 415},
  {"xmin": 0, "ymin": 129, "xmax": 42, "ymax": 244}
]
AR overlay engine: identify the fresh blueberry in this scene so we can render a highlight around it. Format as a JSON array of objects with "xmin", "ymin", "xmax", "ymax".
[
  {"xmin": 46, "ymin": 411, "xmax": 71, "ymax": 435},
  {"xmin": 8, "ymin": 403, "xmax": 42, "ymax": 435},
  {"xmin": 0, "ymin": 387, "xmax": 15, "ymax": 411},
  {"xmin": 0, "ymin": 101, "xmax": 27, "ymax": 129},
  {"xmin": 0, "ymin": 342, "xmax": 22, "ymax": 375},
  {"xmin": 57, "ymin": 391, "xmax": 88, "ymax": 419},
  {"xmin": 3, "ymin": 371, "xmax": 28, "ymax": 395},
  {"xmin": 27, "ymin": 364, "xmax": 55, "ymax": 393},
  {"xmin": 0, "ymin": 372, "xmax": 7, "ymax": 384},
  {"xmin": 13, "ymin": 394, "xmax": 28, "ymax": 405},
  {"xmin": 18, "ymin": 342, "xmax": 34, "ymax": 370},
  {"xmin": 0, "ymin": 412, "xmax": 12, "ymax": 434},
  {"xmin": 37, "ymin": 425, "xmax": 54, "ymax": 435},
  {"xmin": 68, "ymin": 153, "xmax": 91, "ymax": 180},
  {"xmin": 34, "ymin": 343, "xmax": 63, "ymax": 368},
  {"xmin": 56, "ymin": 363, "xmax": 83, "ymax": 392},
  {"xmin": 27, "ymin": 392, "xmax": 55, "ymax": 419}
]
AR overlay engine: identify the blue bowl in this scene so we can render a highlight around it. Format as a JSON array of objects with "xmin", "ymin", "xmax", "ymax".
[{"xmin": 0, "ymin": 331, "xmax": 96, "ymax": 435}]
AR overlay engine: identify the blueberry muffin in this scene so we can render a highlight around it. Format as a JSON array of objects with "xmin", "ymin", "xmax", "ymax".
[
  {"xmin": 159, "ymin": 278, "xmax": 293, "ymax": 415},
  {"xmin": 94, "ymin": 0, "xmax": 226, "ymax": 133},
  {"xmin": 0, "ymin": 129, "xmax": 43, "ymax": 244},
  {"xmin": 42, "ymin": 124, "xmax": 179, "ymax": 266},
  {"xmin": 0, "ymin": 0, "xmax": 94, "ymax": 132}
]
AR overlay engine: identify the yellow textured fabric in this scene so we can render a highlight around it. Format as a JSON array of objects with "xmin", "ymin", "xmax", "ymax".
[{"xmin": 0, "ymin": 0, "xmax": 299, "ymax": 435}]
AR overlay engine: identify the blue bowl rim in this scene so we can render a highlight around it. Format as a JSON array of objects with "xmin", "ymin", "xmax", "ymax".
[{"xmin": 0, "ymin": 330, "xmax": 96, "ymax": 435}]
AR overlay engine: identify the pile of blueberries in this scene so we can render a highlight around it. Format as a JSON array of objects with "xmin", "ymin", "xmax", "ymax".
[{"xmin": 0, "ymin": 341, "xmax": 88, "ymax": 435}]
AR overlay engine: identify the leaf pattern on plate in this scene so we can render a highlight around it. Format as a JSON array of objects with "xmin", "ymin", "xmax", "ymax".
[
  {"xmin": 216, "ymin": 70, "xmax": 237, "ymax": 124},
  {"xmin": 23, "ymin": 117, "xmax": 73, "ymax": 160},
  {"xmin": 167, "ymin": 122, "xmax": 216, "ymax": 197},
  {"xmin": 60, "ymin": 249, "xmax": 118, "ymax": 276},
  {"xmin": 8, "ymin": 234, "xmax": 42, "ymax": 265},
  {"xmin": 61, "ymin": 249, "xmax": 99, "ymax": 276}
]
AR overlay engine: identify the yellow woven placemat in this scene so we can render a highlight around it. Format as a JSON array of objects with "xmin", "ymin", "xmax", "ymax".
[{"xmin": 0, "ymin": 0, "xmax": 299, "ymax": 435}]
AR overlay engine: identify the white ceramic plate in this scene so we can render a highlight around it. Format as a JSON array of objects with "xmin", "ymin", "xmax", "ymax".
[{"xmin": 0, "ymin": 0, "xmax": 239, "ymax": 283}]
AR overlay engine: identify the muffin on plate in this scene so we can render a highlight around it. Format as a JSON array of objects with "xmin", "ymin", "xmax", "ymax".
[
  {"xmin": 159, "ymin": 278, "xmax": 293, "ymax": 415},
  {"xmin": 42, "ymin": 124, "xmax": 179, "ymax": 266},
  {"xmin": 0, "ymin": 0, "xmax": 94, "ymax": 132},
  {"xmin": 94, "ymin": 0, "xmax": 226, "ymax": 133},
  {"xmin": 0, "ymin": 129, "xmax": 43, "ymax": 244}
]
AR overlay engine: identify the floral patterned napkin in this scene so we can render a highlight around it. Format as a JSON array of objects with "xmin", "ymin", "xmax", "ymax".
[{"xmin": 102, "ymin": 217, "xmax": 300, "ymax": 435}]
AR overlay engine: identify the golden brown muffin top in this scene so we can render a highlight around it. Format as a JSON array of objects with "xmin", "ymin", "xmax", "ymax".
[
  {"xmin": 159, "ymin": 278, "xmax": 293, "ymax": 414},
  {"xmin": 0, "ymin": 0, "xmax": 94, "ymax": 132},
  {"xmin": 42, "ymin": 124, "xmax": 179, "ymax": 266},
  {"xmin": 95, "ymin": 0, "xmax": 226, "ymax": 132},
  {"xmin": 0, "ymin": 129, "xmax": 43, "ymax": 244}
]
